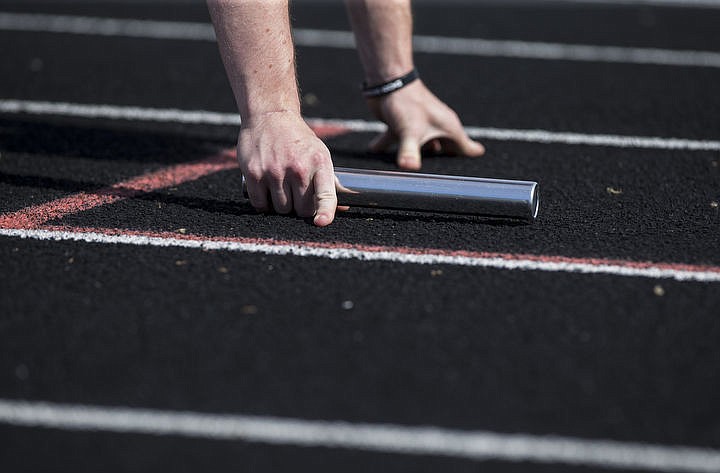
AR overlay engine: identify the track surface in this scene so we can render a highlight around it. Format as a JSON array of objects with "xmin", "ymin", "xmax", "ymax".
[{"xmin": 0, "ymin": 1, "xmax": 719, "ymax": 472}]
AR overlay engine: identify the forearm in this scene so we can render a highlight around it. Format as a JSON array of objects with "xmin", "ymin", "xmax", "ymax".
[
  {"xmin": 344, "ymin": 0, "xmax": 414, "ymax": 84},
  {"xmin": 207, "ymin": 0, "xmax": 300, "ymax": 123}
]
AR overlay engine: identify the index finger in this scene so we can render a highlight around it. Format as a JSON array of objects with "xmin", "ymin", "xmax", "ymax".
[{"xmin": 443, "ymin": 122, "xmax": 485, "ymax": 157}]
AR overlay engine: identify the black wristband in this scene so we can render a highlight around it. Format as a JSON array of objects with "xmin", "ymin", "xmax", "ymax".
[{"xmin": 362, "ymin": 68, "xmax": 420, "ymax": 98}]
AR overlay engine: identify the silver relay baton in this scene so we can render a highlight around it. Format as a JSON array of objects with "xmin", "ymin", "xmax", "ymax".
[{"xmin": 242, "ymin": 167, "xmax": 539, "ymax": 222}]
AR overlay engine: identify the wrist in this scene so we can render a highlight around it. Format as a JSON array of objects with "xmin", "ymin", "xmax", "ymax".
[
  {"xmin": 362, "ymin": 61, "xmax": 415, "ymax": 85},
  {"xmin": 236, "ymin": 75, "xmax": 301, "ymax": 124},
  {"xmin": 362, "ymin": 67, "xmax": 420, "ymax": 99},
  {"xmin": 241, "ymin": 108, "xmax": 303, "ymax": 129}
]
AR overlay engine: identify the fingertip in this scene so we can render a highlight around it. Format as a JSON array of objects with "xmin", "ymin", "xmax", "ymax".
[
  {"xmin": 398, "ymin": 155, "xmax": 422, "ymax": 170},
  {"xmin": 398, "ymin": 136, "xmax": 421, "ymax": 170},
  {"xmin": 470, "ymin": 140, "xmax": 486, "ymax": 156},
  {"xmin": 313, "ymin": 213, "xmax": 334, "ymax": 227}
]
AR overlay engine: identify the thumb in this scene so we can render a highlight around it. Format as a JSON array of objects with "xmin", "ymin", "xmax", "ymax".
[
  {"xmin": 312, "ymin": 167, "xmax": 338, "ymax": 227},
  {"xmin": 460, "ymin": 136, "xmax": 486, "ymax": 157},
  {"xmin": 397, "ymin": 135, "xmax": 422, "ymax": 170}
]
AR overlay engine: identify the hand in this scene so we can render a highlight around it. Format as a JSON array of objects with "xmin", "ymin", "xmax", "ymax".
[
  {"xmin": 238, "ymin": 111, "xmax": 338, "ymax": 226},
  {"xmin": 366, "ymin": 80, "xmax": 485, "ymax": 170}
]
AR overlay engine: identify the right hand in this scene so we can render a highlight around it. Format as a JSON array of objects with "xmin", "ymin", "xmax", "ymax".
[{"xmin": 238, "ymin": 111, "xmax": 338, "ymax": 226}]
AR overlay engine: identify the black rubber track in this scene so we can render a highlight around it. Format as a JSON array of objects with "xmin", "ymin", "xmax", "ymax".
[{"xmin": 1, "ymin": 1, "xmax": 719, "ymax": 472}]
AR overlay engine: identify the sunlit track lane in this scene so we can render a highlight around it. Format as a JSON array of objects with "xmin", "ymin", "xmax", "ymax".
[
  {"xmin": 292, "ymin": 2, "xmax": 720, "ymax": 51},
  {"xmin": 3, "ymin": 227, "xmax": 720, "ymax": 282},
  {"xmin": 0, "ymin": 238, "xmax": 719, "ymax": 448},
  {"xmin": 24, "ymin": 135, "xmax": 713, "ymax": 266},
  {"xmin": 0, "ymin": 31, "xmax": 233, "ymax": 112},
  {"xmin": 2, "ymin": 397, "xmax": 720, "ymax": 473},
  {"xmin": 1, "ymin": 116, "xmax": 717, "ymax": 265},
  {"xmin": 0, "ymin": 119, "xmax": 233, "ymax": 214},
  {"xmin": 2, "ymin": 31, "xmax": 720, "ymax": 139},
  {"xmin": 0, "ymin": 428, "xmax": 665, "ymax": 473},
  {"xmin": 2, "ymin": 10, "xmax": 720, "ymax": 137},
  {"xmin": 3, "ymin": 1, "xmax": 720, "ymax": 51},
  {"xmin": 299, "ymin": 48, "xmax": 720, "ymax": 139},
  {"xmin": 1, "ymin": 1, "xmax": 720, "ymax": 472}
]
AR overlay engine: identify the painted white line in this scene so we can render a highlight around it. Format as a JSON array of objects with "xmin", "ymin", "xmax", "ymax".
[
  {"xmin": 0, "ymin": 12, "xmax": 217, "ymax": 41},
  {"xmin": 2, "ymin": 12, "xmax": 720, "ymax": 68},
  {"xmin": 2, "ymin": 99, "xmax": 720, "ymax": 151},
  {"xmin": 0, "ymin": 99, "xmax": 241, "ymax": 126},
  {"xmin": 1, "ymin": 399, "xmax": 719, "ymax": 472},
  {"xmin": 410, "ymin": 35, "xmax": 720, "ymax": 68},
  {"xmin": 297, "ymin": 29, "xmax": 720, "ymax": 69},
  {"xmin": 311, "ymin": 117, "xmax": 720, "ymax": 151},
  {"xmin": 1, "ymin": 227, "xmax": 719, "ymax": 282}
]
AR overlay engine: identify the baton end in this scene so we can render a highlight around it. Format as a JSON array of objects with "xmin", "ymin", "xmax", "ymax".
[{"xmin": 529, "ymin": 182, "xmax": 540, "ymax": 221}]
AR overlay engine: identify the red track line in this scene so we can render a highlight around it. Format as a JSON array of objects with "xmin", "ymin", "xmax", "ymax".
[
  {"xmin": 310, "ymin": 124, "xmax": 351, "ymax": 139},
  {"xmin": 34, "ymin": 224, "xmax": 720, "ymax": 276},
  {"xmin": 0, "ymin": 151, "xmax": 238, "ymax": 229},
  {"xmin": 0, "ymin": 124, "xmax": 346, "ymax": 230},
  {"xmin": 5, "ymin": 121, "xmax": 715, "ymax": 277}
]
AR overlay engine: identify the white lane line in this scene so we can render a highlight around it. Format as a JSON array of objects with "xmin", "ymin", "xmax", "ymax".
[
  {"xmin": 1, "ymin": 399, "xmax": 719, "ymax": 473},
  {"xmin": 3, "ymin": 99, "xmax": 720, "ymax": 151},
  {"xmin": 296, "ymin": 29, "xmax": 720, "ymax": 69},
  {"xmin": 412, "ymin": 35, "xmax": 720, "ymax": 68},
  {"xmin": 0, "ymin": 12, "xmax": 217, "ymax": 41},
  {"xmin": 311, "ymin": 117, "xmax": 720, "ymax": 151},
  {"xmin": 2, "ymin": 12, "xmax": 720, "ymax": 68},
  {"xmin": 0, "ymin": 99, "xmax": 241, "ymax": 126},
  {"xmin": 1, "ymin": 227, "xmax": 719, "ymax": 283}
]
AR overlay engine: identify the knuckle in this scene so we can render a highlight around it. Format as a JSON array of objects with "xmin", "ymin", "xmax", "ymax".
[
  {"xmin": 267, "ymin": 165, "xmax": 285, "ymax": 181},
  {"xmin": 244, "ymin": 165, "xmax": 264, "ymax": 182},
  {"xmin": 287, "ymin": 161, "xmax": 309, "ymax": 180},
  {"xmin": 309, "ymin": 150, "xmax": 329, "ymax": 166}
]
